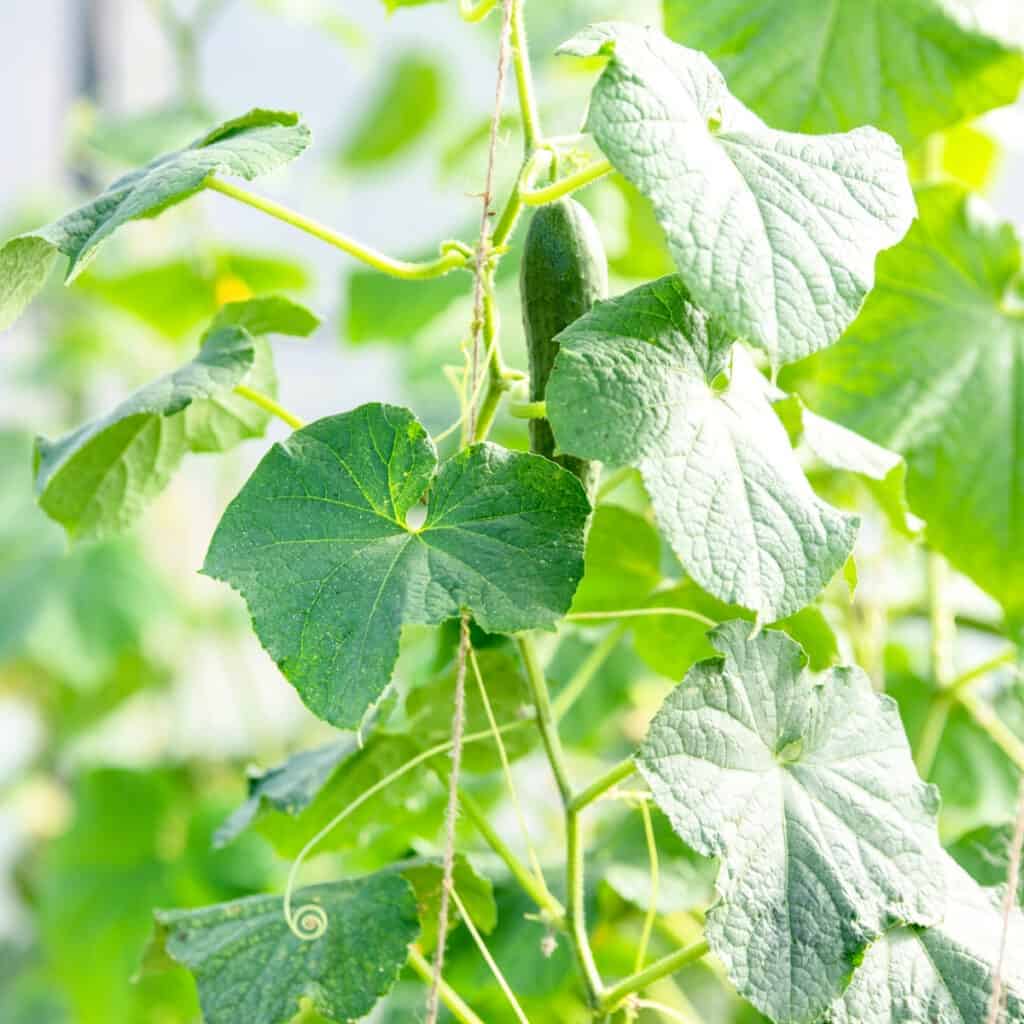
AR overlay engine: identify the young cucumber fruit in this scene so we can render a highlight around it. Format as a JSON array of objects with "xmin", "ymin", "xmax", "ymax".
[{"xmin": 519, "ymin": 197, "xmax": 608, "ymax": 497}]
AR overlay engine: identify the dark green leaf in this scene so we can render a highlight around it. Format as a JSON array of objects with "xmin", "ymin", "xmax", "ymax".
[
  {"xmin": 203, "ymin": 403, "xmax": 589, "ymax": 727},
  {"xmin": 947, "ymin": 822, "xmax": 1024, "ymax": 905},
  {"xmin": 149, "ymin": 874, "xmax": 418, "ymax": 1024}
]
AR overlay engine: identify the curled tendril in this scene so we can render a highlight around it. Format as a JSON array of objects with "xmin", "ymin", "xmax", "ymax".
[
  {"xmin": 285, "ymin": 899, "xmax": 329, "ymax": 942},
  {"xmin": 279, "ymin": 718, "xmax": 530, "ymax": 941}
]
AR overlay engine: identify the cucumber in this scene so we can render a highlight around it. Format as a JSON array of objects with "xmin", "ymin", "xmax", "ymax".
[{"xmin": 520, "ymin": 197, "xmax": 608, "ymax": 497}]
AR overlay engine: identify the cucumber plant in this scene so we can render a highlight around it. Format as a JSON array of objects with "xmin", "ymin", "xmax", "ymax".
[{"xmin": 4, "ymin": 2, "xmax": 1024, "ymax": 1023}]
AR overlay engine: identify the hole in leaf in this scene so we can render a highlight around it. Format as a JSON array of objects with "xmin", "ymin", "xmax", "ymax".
[{"xmin": 406, "ymin": 504, "xmax": 428, "ymax": 531}]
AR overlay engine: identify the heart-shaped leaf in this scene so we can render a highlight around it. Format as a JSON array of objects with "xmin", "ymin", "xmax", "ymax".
[
  {"xmin": 637, "ymin": 621, "xmax": 945, "ymax": 1023},
  {"xmin": 203, "ymin": 403, "xmax": 589, "ymax": 728},
  {"xmin": 559, "ymin": 22, "xmax": 915, "ymax": 365},
  {"xmin": 547, "ymin": 275, "xmax": 858, "ymax": 621}
]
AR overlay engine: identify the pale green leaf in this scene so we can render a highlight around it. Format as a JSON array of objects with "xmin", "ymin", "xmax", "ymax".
[
  {"xmin": 774, "ymin": 394, "xmax": 921, "ymax": 537},
  {"xmin": 203, "ymin": 403, "xmax": 589, "ymax": 727},
  {"xmin": 149, "ymin": 874, "xmax": 418, "ymax": 1024},
  {"xmin": 35, "ymin": 297, "xmax": 315, "ymax": 540},
  {"xmin": 947, "ymin": 822, "xmax": 1024, "ymax": 906},
  {"xmin": 0, "ymin": 109, "xmax": 310, "ymax": 330},
  {"xmin": 558, "ymin": 22, "xmax": 914, "ymax": 364},
  {"xmin": 570, "ymin": 504, "xmax": 661, "ymax": 614},
  {"xmin": 637, "ymin": 621, "xmax": 945, "ymax": 1023},
  {"xmin": 339, "ymin": 54, "xmax": 444, "ymax": 168},
  {"xmin": 830, "ymin": 855, "xmax": 1024, "ymax": 1023},
  {"xmin": 663, "ymin": 0, "xmax": 1024, "ymax": 150},
  {"xmin": 403, "ymin": 855, "xmax": 497, "ymax": 954},
  {"xmin": 803, "ymin": 185, "xmax": 1024, "ymax": 626},
  {"xmin": 632, "ymin": 580, "xmax": 838, "ymax": 680},
  {"xmin": 547, "ymin": 276, "xmax": 857, "ymax": 621}
]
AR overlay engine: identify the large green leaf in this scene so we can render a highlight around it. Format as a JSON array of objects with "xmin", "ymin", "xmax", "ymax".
[
  {"xmin": 149, "ymin": 874, "xmax": 418, "ymax": 1024},
  {"xmin": 830, "ymin": 855, "xmax": 1024, "ymax": 1023},
  {"xmin": 663, "ymin": 0, "xmax": 1024, "ymax": 150},
  {"xmin": 558, "ymin": 22, "xmax": 914, "ymax": 365},
  {"xmin": 0, "ymin": 109, "xmax": 310, "ymax": 330},
  {"xmin": 35, "ymin": 297, "xmax": 316, "ymax": 541},
  {"xmin": 637, "ymin": 621, "xmax": 945, "ymax": 1023},
  {"xmin": 547, "ymin": 276, "xmax": 857, "ymax": 621},
  {"xmin": 203, "ymin": 402, "xmax": 589, "ymax": 727},
  {"xmin": 803, "ymin": 185, "xmax": 1024, "ymax": 627}
]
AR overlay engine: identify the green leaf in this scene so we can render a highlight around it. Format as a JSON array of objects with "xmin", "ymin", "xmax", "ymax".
[
  {"xmin": 0, "ymin": 109, "xmax": 310, "ymax": 330},
  {"xmin": 339, "ymin": 53, "xmax": 444, "ymax": 168},
  {"xmin": 149, "ymin": 874, "xmax": 418, "ymax": 1024},
  {"xmin": 34, "ymin": 297, "xmax": 316, "ymax": 540},
  {"xmin": 593, "ymin": 806, "xmax": 716, "ymax": 914},
  {"xmin": 203, "ymin": 403, "xmax": 589, "ymax": 728},
  {"xmin": 632, "ymin": 580, "xmax": 838, "ymax": 680},
  {"xmin": 547, "ymin": 276, "xmax": 857, "ymax": 621},
  {"xmin": 829, "ymin": 855, "xmax": 1024, "ymax": 1023},
  {"xmin": 403, "ymin": 855, "xmax": 497, "ymax": 953},
  {"xmin": 803, "ymin": 185, "xmax": 1024, "ymax": 626},
  {"xmin": 558, "ymin": 22, "xmax": 914, "ymax": 365},
  {"xmin": 214, "ymin": 737, "xmax": 356, "ymax": 848},
  {"xmin": 774, "ymin": 394, "xmax": 921, "ymax": 537},
  {"xmin": 947, "ymin": 823, "xmax": 1024, "ymax": 906},
  {"xmin": 406, "ymin": 647, "xmax": 537, "ymax": 772},
  {"xmin": 663, "ymin": 0, "xmax": 1024, "ymax": 151},
  {"xmin": 570, "ymin": 504, "xmax": 661, "ymax": 614},
  {"xmin": 217, "ymin": 731, "xmax": 444, "ymax": 869},
  {"xmin": 637, "ymin": 621, "xmax": 945, "ymax": 1023},
  {"xmin": 77, "ymin": 249, "xmax": 310, "ymax": 340}
]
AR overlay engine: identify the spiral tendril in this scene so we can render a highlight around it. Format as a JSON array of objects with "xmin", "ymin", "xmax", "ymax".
[{"xmin": 285, "ymin": 899, "xmax": 328, "ymax": 942}]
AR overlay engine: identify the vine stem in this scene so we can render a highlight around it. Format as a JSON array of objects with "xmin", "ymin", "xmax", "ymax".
[
  {"xmin": 566, "ymin": 608, "xmax": 717, "ymax": 627},
  {"xmin": 450, "ymin": 887, "xmax": 531, "ymax": 1023},
  {"xmin": 408, "ymin": 946, "xmax": 487, "ymax": 1024},
  {"xmin": 987, "ymin": 776, "xmax": 1024, "ymax": 1023},
  {"xmin": 518, "ymin": 634, "xmax": 605, "ymax": 1006},
  {"xmin": 510, "ymin": 0, "xmax": 541, "ymax": 151},
  {"xmin": 553, "ymin": 623, "xmax": 629, "ymax": 721},
  {"xmin": 205, "ymin": 177, "xmax": 471, "ymax": 279},
  {"xmin": 634, "ymin": 799, "xmax": 659, "ymax": 975},
  {"xmin": 426, "ymin": 616, "xmax": 472, "ymax": 1022},
  {"xmin": 600, "ymin": 940, "xmax": 711, "ymax": 1013},
  {"xmin": 233, "ymin": 385, "xmax": 304, "ymax": 430},
  {"xmin": 521, "ymin": 158, "xmax": 613, "ymax": 206}
]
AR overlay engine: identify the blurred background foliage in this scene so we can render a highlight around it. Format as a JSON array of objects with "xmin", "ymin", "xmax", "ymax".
[{"xmin": 1, "ymin": 1, "xmax": 1024, "ymax": 1022}]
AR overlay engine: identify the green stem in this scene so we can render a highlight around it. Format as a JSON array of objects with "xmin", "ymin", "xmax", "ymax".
[
  {"xmin": 957, "ymin": 691, "xmax": 1024, "ymax": 772},
  {"xmin": 408, "ymin": 946, "xmax": 487, "ymax": 1024},
  {"xmin": 553, "ymin": 623, "xmax": 629, "ymax": 721},
  {"xmin": 569, "ymin": 759, "xmax": 636, "ymax": 814},
  {"xmin": 600, "ymin": 940, "xmax": 711, "ymax": 1012},
  {"xmin": 510, "ymin": 0, "xmax": 542, "ymax": 151},
  {"xmin": 458, "ymin": 0, "xmax": 499, "ymax": 21},
  {"xmin": 518, "ymin": 635, "xmax": 573, "ymax": 806},
  {"xmin": 206, "ymin": 178, "xmax": 472, "ymax": 279},
  {"xmin": 521, "ymin": 158, "xmax": 614, "ymax": 206},
  {"xmin": 233, "ymin": 385, "xmax": 304, "ymax": 430},
  {"xmin": 634, "ymin": 800, "xmax": 659, "ymax": 974},
  {"xmin": 472, "ymin": 278, "xmax": 510, "ymax": 442},
  {"xmin": 519, "ymin": 633, "xmax": 605, "ymax": 1006},
  {"xmin": 567, "ymin": 608, "xmax": 717, "ymax": 628},
  {"xmin": 458, "ymin": 787, "xmax": 565, "ymax": 924},
  {"xmin": 509, "ymin": 400, "xmax": 547, "ymax": 419}
]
